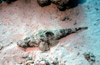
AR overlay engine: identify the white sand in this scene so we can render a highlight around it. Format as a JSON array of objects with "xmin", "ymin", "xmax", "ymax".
[{"xmin": 0, "ymin": 0, "xmax": 100, "ymax": 65}]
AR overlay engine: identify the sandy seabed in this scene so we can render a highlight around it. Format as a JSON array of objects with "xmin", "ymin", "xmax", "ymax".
[{"xmin": 0, "ymin": 0, "xmax": 100, "ymax": 65}]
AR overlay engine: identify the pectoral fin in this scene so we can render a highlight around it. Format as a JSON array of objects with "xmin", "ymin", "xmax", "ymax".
[
  {"xmin": 39, "ymin": 42, "xmax": 49, "ymax": 52},
  {"xmin": 49, "ymin": 40, "xmax": 59, "ymax": 47}
]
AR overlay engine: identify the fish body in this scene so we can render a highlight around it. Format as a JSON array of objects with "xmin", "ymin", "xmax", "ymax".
[{"xmin": 17, "ymin": 27, "xmax": 88, "ymax": 51}]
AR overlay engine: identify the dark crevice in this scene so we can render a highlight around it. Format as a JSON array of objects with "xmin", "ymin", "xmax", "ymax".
[{"xmin": 0, "ymin": 0, "xmax": 17, "ymax": 4}]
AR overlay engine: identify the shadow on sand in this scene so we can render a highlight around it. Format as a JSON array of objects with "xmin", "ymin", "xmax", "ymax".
[{"xmin": 67, "ymin": 0, "xmax": 87, "ymax": 9}]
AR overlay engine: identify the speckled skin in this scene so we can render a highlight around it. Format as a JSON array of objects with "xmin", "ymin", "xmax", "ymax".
[{"xmin": 17, "ymin": 27, "xmax": 88, "ymax": 52}]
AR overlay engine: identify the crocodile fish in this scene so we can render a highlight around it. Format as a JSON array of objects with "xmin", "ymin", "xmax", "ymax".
[{"xmin": 17, "ymin": 27, "xmax": 88, "ymax": 52}]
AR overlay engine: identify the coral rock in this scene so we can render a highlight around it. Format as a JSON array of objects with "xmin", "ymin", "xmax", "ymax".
[{"xmin": 37, "ymin": 0, "xmax": 51, "ymax": 7}]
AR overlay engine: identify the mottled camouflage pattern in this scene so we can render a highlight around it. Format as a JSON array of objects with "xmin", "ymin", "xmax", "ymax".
[{"xmin": 17, "ymin": 27, "xmax": 88, "ymax": 52}]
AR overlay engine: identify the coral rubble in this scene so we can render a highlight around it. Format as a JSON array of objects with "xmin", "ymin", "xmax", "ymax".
[
  {"xmin": 37, "ymin": 0, "xmax": 79, "ymax": 11},
  {"xmin": 83, "ymin": 52, "xmax": 95, "ymax": 65},
  {"xmin": 37, "ymin": 0, "xmax": 51, "ymax": 7}
]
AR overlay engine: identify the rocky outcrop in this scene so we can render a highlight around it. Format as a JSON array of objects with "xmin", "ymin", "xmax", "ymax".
[
  {"xmin": 37, "ymin": 0, "xmax": 79, "ymax": 11},
  {"xmin": 51, "ymin": 0, "xmax": 69, "ymax": 11},
  {"xmin": 37, "ymin": 0, "xmax": 51, "ymax": 7},
  {"xmin": 37, "ymin": 0, "xmax": 69, "ymax": 11}
]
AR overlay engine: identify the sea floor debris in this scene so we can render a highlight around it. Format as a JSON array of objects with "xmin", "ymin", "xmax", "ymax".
[
  {"xmin": 37, "ymin": 0, "xmax": 76, "ymax": 11},
  {"xmin": 83, "ymin": 52, "xmax": 96, "ymax": 65}
]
